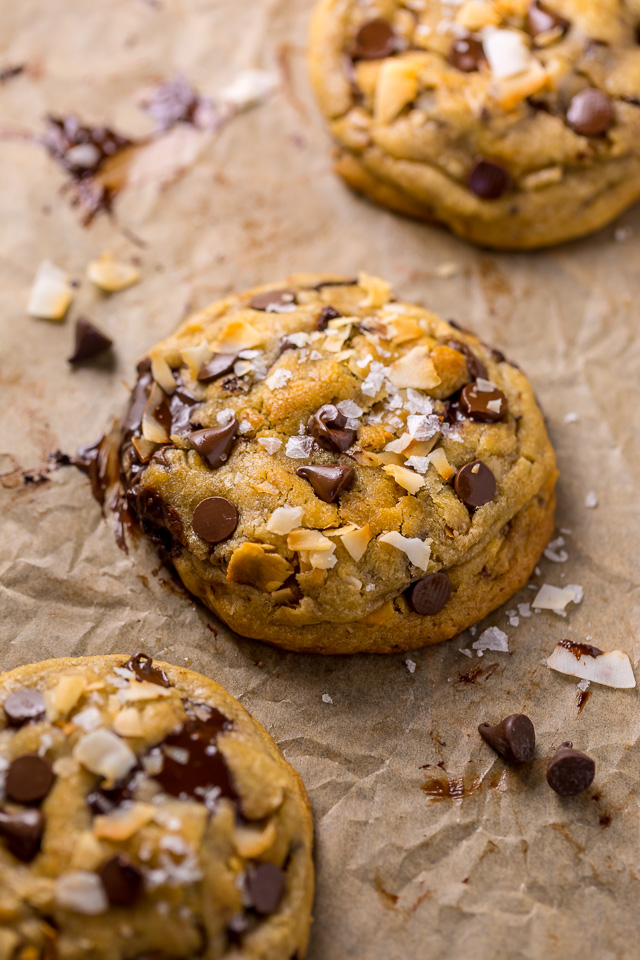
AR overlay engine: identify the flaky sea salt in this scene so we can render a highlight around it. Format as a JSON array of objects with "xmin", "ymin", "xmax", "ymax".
[
  {"xmin": 336, "ymin": 399, "xmax": 363, "ymax": 418},
  {"xmin": 517, "ymin": 602, "xmax": 532, "ymax": 618},
  {"xmin": 472, "ymin": 627, "xmax": 509, "ymax": 657},
  {"xmin": 285, "ymin": 436, "xmax": 314, "ymax": 459},
  {"xmin": 322, "ymin": 693, "xmax": 333, "ymax": 704},
  {"xmin": 564, "ymin": 411, "xmax": 579, "ymax": 423},
  {"xmin": 257, "ymin": 437, "xmax": 282, "ymax": 454},
  {"xmin": 265, "ymin": 368, "xmax": 293, "ymax": 391},
  {"xmin": 405, "ymin": 659, "xmax": 417, "ymax": 674},
  {"xmin": 216, "ymin": 408, "xmax": 235, "ymax": 425},
  {"xmin": 238, "ymin": 419, "xmax": 252, "ymax": 435},
  {"xmin": 361, "ymin": 361, "xmax": 387, "ymax": 397},
  {"xmin": 585, "ymin": 491, "xmax": 598, "ymax": 509}
]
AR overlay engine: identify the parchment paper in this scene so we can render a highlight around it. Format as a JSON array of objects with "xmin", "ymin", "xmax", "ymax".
[{"xmin": 2, "ymin": 2, "xmax": 640, "ymax": 957}]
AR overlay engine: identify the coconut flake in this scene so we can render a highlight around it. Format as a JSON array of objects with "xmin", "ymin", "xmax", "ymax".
[
  {"xmin": 483, "ymin": 27, "xmax": 534, "ymax": 79},
  {"xmin": 219, "ymin": 69, "xmax": 278, "ymax": 109},
  {"xmin": 383, "ymin": 463, "xmax": 426, "ymax": 495},
  {"xmin": 257, "ymin": 437, "xmax": 283, "ymax": 454},
  {"xmin": 547, "ymin": 642, "xmax": 636, "ymax": 689},
  {"xmin": 285, "ymin": 436, "xmax": 314, "ymax": 459},
  {"xmin": 472, "ymin": 626, "xmax": 509, "ymax": 656},
  {"xmin": 74, "ymin": 728, "xmax": 137, "ymax": 781},
  {"xmin": 72, "ymin": 707, "xmax": 102, "ymax": 732},
  {"xmin": 55, "ymin": 872, "xmax": 109, "ymax": 915},
  {"xmin": 267, "ymin": 505, "xmax": 303, "ymax": 535},
  {"xmin": 27, "ymin": 260, "xmax": 73, "ymax": 321},
  {"xmin": 379, "ymin": 532, "xmax": 431, "ymax": 570},
  {"xmin": 533, "ymin": 583, "xmax": 583, "ymax": 616},
  {"xmin": 564, "ymin": 411, "xmax": 579, "ymax": 424},
  {"xmin": 474, "ymin": 377, "xmax": 498, "ymax": 392},
  {"xmin": 87, "ymin": 253, "xmax": 140, "ymax": 293},
  {"xmin": 544, "ymin": 536, "xmax": 569, "ymax": 563}
]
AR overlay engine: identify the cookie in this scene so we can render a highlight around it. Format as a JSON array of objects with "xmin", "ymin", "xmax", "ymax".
[
  {"xmin": 308, "ymin": 0, "xmax": 640, "ymax": 249},
  {"xmin": 118, "ymin": 274, "xmax": 557, "ymax": 654},
  {"xmin": 0, "ymin": 654, "xmax": 314, "ymax": 959}
]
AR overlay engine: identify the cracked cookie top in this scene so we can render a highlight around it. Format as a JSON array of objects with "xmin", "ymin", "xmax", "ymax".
[
  {"xmin": 118, "ymin": 274, "xmax": 555, "ymax": 636},
  {"xmin": 0, "ymin": 655, "xmax": 313, "ymax": 960}
]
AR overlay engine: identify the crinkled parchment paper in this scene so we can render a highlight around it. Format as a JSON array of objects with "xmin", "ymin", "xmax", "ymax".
[{"xmin": 1, "ymin": 1, "xmax": 640, "ymax": 957}]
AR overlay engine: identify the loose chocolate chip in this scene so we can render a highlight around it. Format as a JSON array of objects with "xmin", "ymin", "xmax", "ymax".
[
  {"xmin": 296, "ymin": 464, "xmax": 354, "ymax": 503},
  {"xmin": 454, "ymin": 460, "xmax": 496, "ymax": 510},
  {"xmin": 409, "ymin": 572, "xmax": 452, "ymax": 616},
  {"xmin": 123, "ymin": 653, "xmax": 171, "ymax": 688},
  {"xmin": 245, "ymin": 862, "xmax": 286, "ymax": 916},
  {"xmin": 546, "ymin": 741, "xmax": 595, "ymax": 796},
  {"xmin": 68, "ymin": 317, "xmax": 113, "ymax": 363},
  {"xmin": 317, "ymin": 305, "xmax": 342, "ymax": 331},
  {"xmin": 189, "ymin": 419, "xmax": 239, "ymax": 469},
  {"xmin": 192, "ymin": 496, "xmax": 238, "ymax": 543},
  {"xmin": 307, "ymin": 404, "xmax": 357, "ymax": 453},
  {"xmin": 478, "ymin": 714, "xmax": 536, "ymax": 763},
  {"xmin": 352, "ymin": 18, "xmax": 397, "ymax": 60},
  {"xmin": 468, "ymin": 158, "xmax": 511, "ymax": 200},
  {"xmin": 459, "ymin": 381, "xmax": 508, "ymax": 422},
  {"xmin": 527, "ymin": 1, "xmax": 570, "ymax": 39},
  {"xmin": 5, "ymin": 755, "xmax": 55, "ymax": 805},
  {"xmin": 566, "ymin": 88, "xmax": 613, "ymax": 136},
  {"xmin": 154, "ymin": 704, "xmax": 235, "ymax": 806},
  {"xmin": 558, "ymin": 638, "xmax": 603, "ymax": 660},
  {"xmin": 197, "ymin": 352, "xmax": 239, "ymax": 383},
  {"xmin": 448, "ymin": 35, "xmax": 486, "ymax": 72},
  {"xmin": 4, "ymin": 689, "xmax": 46, "ymax": 727},
  {"xmin": 0, "ymin": 809, "xmax": 44, "ymax": 862},
  {"xmin": 249, "ymin": 289, "xmax": 296, "ymax": 312},
  {"xmin": 98, "ymin": 854, "xmax": 144, "ymax": 907},
  {"xmin": 444, "ymin": 340, "xmax": 488, "ymax": 381}
]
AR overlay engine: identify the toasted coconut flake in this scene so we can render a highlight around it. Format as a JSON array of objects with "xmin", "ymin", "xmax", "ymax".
[
  {"xmin": 214, "ymin": 319, "xmax": 262, "ymax": 352},
  {"xmin": 267, "ymin": 505, "xmax": 303, "ymax": 535},
  {"xmin": 87, "ymin": 253, "xmax": 140, "ymax": 292},
  {"xmin": 546, "ymin": 643, "xmax": 636, "ymax": 689},
  {"xmin": 358, "ymin": 272, "xmax": 391, "ymax": 309},
  {"xmin": 384, "ymin": 433, "xmax": 413, "ymax": 454},
  {"xmin": 383, "ymin": 463, "xmax": 426, "ymax": 495},
  {"xmin": 428, "ymin": 446, "xmax": 455, "ymax": 481},
  {"xmin": 150, "ymin": 352, "xmax": 177, "ymax": 395},
  {"xmin": 27, "ymin": 260, "xmax": 73, "ymax": 321},
  {"xmin": 113, "ymin": 706, "xmax": 144, "ymax": 738},
  {"xmin": 379, "ymin": 531, "xmax": 431, "ymax": 570},
  {"xmin": 118, "ymin": 679, "xmax": 173, "ymax": 702},
  {"xmin": 74, "ymin": 728, "xmax": 137, "ymax": 781},
  {"xmin": 45, "ymin": 675, "xmax": 87, "ymax": 722},
  {"xmin": 226, "ymin": 542, "xmax": 293, "ymax": 592},
  {"xmin": 483, "ymin": 27, "xmax": 534, "ymax": 79},
  {"xmin": 306, "ymin": 547, "xmax": 337, "ymax": 569},
  {"xmin": 324, "ymin": 523, "xmax": 359, "ymax": 537},
  {"xmin": 288, "ymin": 529, "xmax": 334, "ymax": 551},
  {"xmin": 456, "ymin": 0, "xmax": 501, "ymax": 31},
  {"xmin": 388, "ymin": 346, "xmax": 441, "ymax": 390},
  {"xmin": 142, "ymin": 382, "xmax": 171, "ymax": 443},
  {"xmin": 233, "ymin": 819, "xmax": 277, "ymax": 858},
  {"xmin": 533, "ymin": 583, "xmax": 583, "ymax": 616},
  {"xmin": 55, "ymin": 872, "xmax": 108, "ymax": 916},
  {"xmin": 340, "ymin": 524, "xmax": 371, "ymax": 562},
  {"xmin": 494, "ymin": 60, "xmax": 548, "ymax": 109},
  {"xmin": 94, "ymin": 802, "xmax": 156, "ymax": 841},
  {"xmin": 131, "ymin": 435, "xmax": 160, "ymax": 463},
  {"xmin": 374, "ymin": 56, "xmax": 425, "ymax": 125},
  {"xmin": 181, "ymin": 341, "xmax": 212, "ymax": 377}
]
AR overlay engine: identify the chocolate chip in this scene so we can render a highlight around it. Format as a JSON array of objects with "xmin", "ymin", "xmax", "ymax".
[
  {"xmin": 98, "ymin": 854, "xmax": 144, "ymax": 907},
  {"xmin": 5, "ymin": 755, "xmax": 55, "ymax": 805},
  {"xmin": 566, "ymin": 88, "xmax": 613, "ymax": 136},
  {"xmin": 296, "ymin": 464, "xmax": 354, "ymax": 503},
  {"xmin": 444, "ymin": 340, "xmax": 487, "ymax": 381},
  {"xmin": 0, "ymin": 809, "xmax": 44, "ymax": 862},
  {"xmin": 468, "ymin": 158, "xmax": 511, "ymax": 200},
  {"xmin": 249, "ymin": 289, "xmax": 296, "ymax": 312},
  {"xmin": 546, "ymin": 741, "xmax": 595, "ymax": 796},
  {"xmin": 87, "ymin": 774, "xmax": 137, "ymax": 816},
  {"xmin": 221, "ymin": 375, "xmax": 250, "ymax": 394},
  {"xmin": 197, "ymin": 352, "xmax": 239, "ymax": 383},
  {"xmin": 307, "ymin": 404, "xmax": 357, "ymax": 453},
  {"xmin": 192, "ymin": 496, "xmax": 238, "ymax": 543},
  {"xmin": 68, "ymin": 317, "xmax": 113, "ymax": 363},
  {"xmin": 317, "ymin": 305, "xmax": 342, "ymax": 331},
  {"xmin": 478, "ymin": 714, "xmax": 536, "ymax": 763},
  {"xmin": 245, "ymin": 862, "xmax": 286, "ymax": 916},
  {"xmin": 459, "ymin": 381, "xmax": 508, "ymax": 422},
  {"xmin": 168, "ymin": 386, "xmax": 202, "ymax": 437},
  {"xmin": 154, "ymin": 704, "xmax": 235, "ymax": 807},
  {"xmin": 4, "ymin": 689, "xmax": 46, "ymax": 727},
  {"xmin": 527, "ymin": 1, "xmax": 570, "ymax": 39},
  {"xmin": 189, "ymin": 419, "xmax": 238, "ymax": 469},
  {"xmin": 448, "ymin": 35, "xmax": 486, "ymax": 72},
  {"xmin": 352, "ymin": 18, "xmax": 397, "ymax": 60},
  {"xmin": 454, "ymin": 460, "xmax": 496, "ymax": 510},
  {"xmin": 123, "ymin": 653, "xmax": 171, "ymax": 688},
  {"xmin": 409, "ymin": 572, "xmax": 452, "ymax": 616}
]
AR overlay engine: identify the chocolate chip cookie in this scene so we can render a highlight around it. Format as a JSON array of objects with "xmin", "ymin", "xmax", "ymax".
[
  {"xmin": 309, "ymin": 0, "xmax": 640, "ymax": 249},
  {"xmin": 0, "ymin": 654, "xmax": 314, "ymax": 958},
  {"xmin": 118, "ymin": 274, "xmax": 557, "ymax": 653}
]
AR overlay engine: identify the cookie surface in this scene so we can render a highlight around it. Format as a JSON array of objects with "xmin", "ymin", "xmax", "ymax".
[
  {"xmin": 0, "ymin": 655, "xmax": 314, "ymax": 959},
  {"xmin": 309, "ymin": 0, "xmax": 640, "ymax": 249},
  {"xmin": 118, "ymin": 274, "xmax": 556, "ymax": 653}
]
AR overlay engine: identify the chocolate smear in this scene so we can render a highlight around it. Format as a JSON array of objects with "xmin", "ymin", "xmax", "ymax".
[
  {"xmin": 192, "ymin": 496, "xmax": 238, "ymax": 543},
  {"xmin": 559, "ymin": 639, "xmax": 603, "ymax": 660},
  {"xmin": 189, "ymin": 420, "xmax": 238, "ymax": 469},
  {"xmin": 4, "ymin": 688, "xmax": 46, "ymax": 727},
  {"xmin": 68, "ymin": 317, "xmax": 113, "ymax": 364},
  {"xmin": 307, "ymin": 404, "xmax": 357, "ymax": 453},
  {"xmin": 454, "ymin": 460, "xmax": 496, "ymax": 510},
  {"xmin": 478, "ymin": 714, "xmax": 536, "ymax": 763},
  {"xmin": 546, "ymin": 741, "xmax": 595, "ymax": 796},
  {"xmin": 409, "ymin": 572, "xmax": 452, "ymax": 616},
  {"xmin": 0, "ymin": 809, "xmax": 44, "ymax": 862},
  {"xmin": 123, "ymin": 653, "xmax": 171, "ymax": 688},
  {"xmin": 296, "ymin": 464, "xmax": 354, "ymax": 503},
  {"xmin": 5, "ymin": 755, "xmax": 55, "ymax": 805}
]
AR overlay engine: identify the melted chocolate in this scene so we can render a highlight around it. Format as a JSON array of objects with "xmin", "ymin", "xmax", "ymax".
[
  {"xmin": 559, "ymin": 638, "xmax": 603, "ymax": 659},
  {"xmin": 123, "ymin": 653, "xmax": 171, "ymax": 688}
]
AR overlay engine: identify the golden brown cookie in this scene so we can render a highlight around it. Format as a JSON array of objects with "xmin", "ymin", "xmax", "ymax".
[
  {"xmin": 0, "ymin": 655, "xmax": 314, "ymax": 959},
  {"xmin": 309, "ymin": 0, "xmax": 640, "ymax": 249},
  {"xmin": 117, "ymin": 274, "xmax": 557, "ymax": 653}
]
